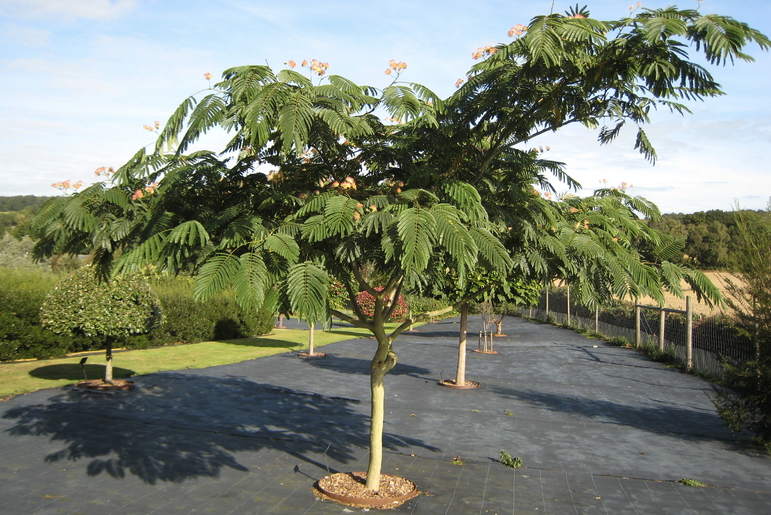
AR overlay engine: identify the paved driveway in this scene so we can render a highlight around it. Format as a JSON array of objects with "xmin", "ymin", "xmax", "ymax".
[{"xmin": 2, "ymin": 316, "xmax": 770, "ymax": 514}]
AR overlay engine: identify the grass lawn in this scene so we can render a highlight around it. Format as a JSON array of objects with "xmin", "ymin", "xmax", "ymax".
[{"xmin": 0, "ymin": 322, "xmax": 408, "ymax": 400}]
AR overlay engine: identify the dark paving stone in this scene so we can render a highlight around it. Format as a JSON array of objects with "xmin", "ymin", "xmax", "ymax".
[{"xmin": 1, "ymin": 315, "xmax": 770, "ymax": 514}]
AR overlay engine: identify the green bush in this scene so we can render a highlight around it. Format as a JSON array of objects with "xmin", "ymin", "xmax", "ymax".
[
  {"xmin": 0, "ymin": 267, "xmax": 99, "ymax": 360},
  {"xmin": 41, "ymin": 267, "xmax": 163, "ymax": 339},
  {"xmin": 404, "ymin": 295, "xmax": 455, "ymax": 319},
  {"xmin": 147, "ymin": 277, "xmax": 275, "ymax": 343},
  {"xmin": 0, "ymin": 267, "xmax": 275, "ymax": 361}
]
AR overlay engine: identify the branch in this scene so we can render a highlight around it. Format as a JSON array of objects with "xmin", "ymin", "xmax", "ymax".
[
  {"xmin": 329, "ymin": 308, "xmax": 374, "ymax": 331},
  {"xmin": 352, "ymin": 260, "xmax": 379, "ymax": 296},
  {"xmin": 382, "ymin": 277, "xmax": 404, "ymax": 322}
]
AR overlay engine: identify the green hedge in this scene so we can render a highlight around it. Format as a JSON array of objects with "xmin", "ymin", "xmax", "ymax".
[{"xmin": 0, "ymin": 268, "xmax": 275, "ymax": 361}]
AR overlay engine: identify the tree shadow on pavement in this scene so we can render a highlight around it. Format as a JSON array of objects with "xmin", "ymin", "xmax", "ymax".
[
  {"xmin": 2, "ymin": 375, "xmax": 438, "ymax": 484},
  {"xmin": 485, "ymin": 382, "xmax": 746, "ymax": 445},
  {"xmin": 306, "ymin": 355, "xmax": 432, "ymax": 379}
]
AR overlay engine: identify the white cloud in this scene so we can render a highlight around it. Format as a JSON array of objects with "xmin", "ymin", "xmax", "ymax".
[
  {"xmin": 0, "ymin": 24, "xmax": 51, "ymax": 47},
  {"xmin": 0, "ymin": 0, "xmax": 137, "ymax": 21}
]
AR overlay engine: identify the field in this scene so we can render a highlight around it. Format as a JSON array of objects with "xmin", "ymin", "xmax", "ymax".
[{"xmin": 638, "ymin": 271, "xmax": 743, "ymax": 316}]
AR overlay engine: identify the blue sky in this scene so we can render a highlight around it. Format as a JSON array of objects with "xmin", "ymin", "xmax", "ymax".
[{"xmin": 1, "ymin": 0, "xmax": 769, "ymax": 213}]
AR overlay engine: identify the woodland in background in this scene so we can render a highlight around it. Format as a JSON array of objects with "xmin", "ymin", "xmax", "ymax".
[
  {"xmin": 0, "ymin": 196, "xmax": 54, "ymax": 239},
  {"xmin": 3, "ymin": 196, "xmax": 768, "ymax": 271},
  {"xmin": 647, "ymin": 208, "xmax": 771, "ymax": 269}
]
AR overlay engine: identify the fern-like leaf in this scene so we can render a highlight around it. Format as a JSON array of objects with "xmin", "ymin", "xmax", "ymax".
[{"xmin": 287, "ymin": 261, "xmax": 329, "ymax": 322}]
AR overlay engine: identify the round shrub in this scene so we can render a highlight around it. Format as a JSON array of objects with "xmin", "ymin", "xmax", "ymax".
[{"xmin": 41, "ymin": 267, "xmax": 163, "ymax": 339}]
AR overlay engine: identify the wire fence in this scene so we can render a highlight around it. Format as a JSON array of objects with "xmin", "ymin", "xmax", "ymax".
[{"xmin": 517, "ymin": 288, "xmax": 756, "ymax": 380}]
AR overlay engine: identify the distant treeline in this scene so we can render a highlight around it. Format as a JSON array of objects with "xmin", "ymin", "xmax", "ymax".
[
  {"xmin": 648, "ymin": 209, "xmax": 771, "ymax": 269},
  {"xmin": 1, "ymin": 196, "xmax": 768, "ymax": 270},
  {"xmin": 0, "ymin": 195, "xmax": 55, "ymax": 238}
]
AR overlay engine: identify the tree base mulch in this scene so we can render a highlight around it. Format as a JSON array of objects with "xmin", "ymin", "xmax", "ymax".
[
  {"xmin": 313, "ymin": 472, "xmax": 418, "ymax": 509},
  {"xmin": 437, "ymin": 379, "xmax": 481, "ymax": 389},
  {"xmin": 473, "ymin": 350, "xmax": 499, "ymax": 354},
  {"xmin": 296, "ymin": 352, "xmax": 327, "ymax": 359},
  {"xmin": 76, "ymin": 379, "xmax": 135, "ymax": 391}
]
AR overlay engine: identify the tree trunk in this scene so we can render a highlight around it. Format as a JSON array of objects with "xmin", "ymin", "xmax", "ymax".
[
  {"xmin": 308, "ymin": 322, "xmax": 315, "ymax": 355},
  {"xmin": 455, "ymin": 303, "xmax": 468, "ymax": 386},
  {"xmin": 104, "ymin": 337, "xmax": 114, "ymax": 384},
  {"xmin": 494, "ymin": 314, "xmax": 505, "ymax": 335},
  {"xmin": 365, "ymin": 335, "xmax": 397, "ymax": 491}
]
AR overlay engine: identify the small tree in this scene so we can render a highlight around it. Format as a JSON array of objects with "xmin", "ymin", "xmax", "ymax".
[
  {"xmin": 41, "ymin": 267, "xmax": 163, "ymax": 383},
  {"xmin": 713, "ymin": 204, "xmax": 771, "ymax": 447}
]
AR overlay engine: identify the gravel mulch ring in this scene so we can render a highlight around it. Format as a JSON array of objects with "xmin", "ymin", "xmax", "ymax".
[
  {"xmin": 313, "ymin": 472, "xmax": 418, "ymax": 509},
  {"xmin": 76, "ymin": 379, "xmax": 135, "ymax": 391},
  {"xmin": 437, "ymin": 379, "xmax": 481, "ymax": 389}
]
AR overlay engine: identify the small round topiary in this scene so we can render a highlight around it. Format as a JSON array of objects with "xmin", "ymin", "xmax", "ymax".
[{"xmin": 41, "ymin": 266, "xmax": 163, "ymax": 383}]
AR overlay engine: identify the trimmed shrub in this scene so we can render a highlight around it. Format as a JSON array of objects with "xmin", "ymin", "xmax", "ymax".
[
  {"xmin": 0, "ymin": 267, "xmax": 98, "ymax": 360},
  {"xmin": 0, "ymin": 267, "xmax": 275, "ymax": 361},
  {"xmin": 41, "ymin": 267, "xmax": 163, "ymax": 339}
]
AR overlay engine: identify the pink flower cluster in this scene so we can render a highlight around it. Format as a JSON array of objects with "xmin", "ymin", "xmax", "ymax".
[
  {"xmin": 385, "ymin": 59, "xmax": 408, "ymax": 75},
  {"xmin": 320, "ymin": 176, "xmax": 358, "ymax": 191},
  {"xmin": 472, "ymin": 46, "xmax": 498, "ymax": 60},
  {"xmin": 132, "ymin": 182, "xmax": 160, "ymax": 201},
  {"xmin": 302, "ymin": 59, "xmax": 329, "ymax": 76},
  {"xmin": 508, "ymin": 23, "xmax": 527, "ymax": 37},
  {"xmin": 51, "ymin": 180, "xmax": 84, "ymax": 193},
  {"xmin": 94, "ymin": 166, "xmax": 115, "ymax": 177}
]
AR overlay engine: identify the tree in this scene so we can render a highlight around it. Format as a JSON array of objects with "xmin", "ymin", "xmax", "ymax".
[
  {"xmin": 30, "ymin": 4, "xmax": 766, "ymax": 495},
  {"xmin": 713, "ymin": 203, "xmax": 771, "ymax": 447},
  {"xmin": 40, "ymin": 267, "xmax": 163, "ymax": 383},
  {"xmin": 685, "ymin": 221, "xmax": 731, "ymax": 268}
]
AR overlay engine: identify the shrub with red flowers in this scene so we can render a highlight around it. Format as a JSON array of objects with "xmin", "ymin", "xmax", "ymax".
[{"xmin": 355, "ymin": 287, "xmax": 409, "ymax": 322}]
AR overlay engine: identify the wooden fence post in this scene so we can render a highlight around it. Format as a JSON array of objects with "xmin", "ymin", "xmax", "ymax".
[
  {"xmin": 566, "ymin": 285, "xmax": 571, "ymax": 326},
  {"xmin": 686, "ymin": 296, "xmax": 693, "ymax": 372},
  {"xmin": 635, "ymin": 305, "xmax": 641, "ymax": 347},
  {"xmin": 595, "ymin": 306, "xmax": 599, "ymax": 334},
  {"xmin": 659, "ymin": 308, "xmax": 666, "ymax": 351}
]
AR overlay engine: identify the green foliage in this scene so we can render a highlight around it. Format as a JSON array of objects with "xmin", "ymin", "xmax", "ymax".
[
  {"xmin": 0, "ymin": 196, "xmax": 53, "ymax": 239},
  {"xmin": 0, "ymin": 269, "xmax": 275, "ymax": 361},
  {"xmin": 680, "ymin": 478, "xmax": 706, "ymax": 487},
  {"xmin": 41, "ymin": 267, "xmax": 163, "ymax": 339},
  {"xmin": 712, "ymin": 204, "xmax": 771, "ymax": 447},
  {"xmin": 0, "ymin": 235, "xmax": 49, "ymax": 269},
  {"xmin": 149, "ymin": 277, "xmax": 275, "ymax": 343},
  {"xmin": 712, "ymin": 360, "xmax": 771, "ymax": 445},
  {"xmin": 0, "ymin": 195, "xmax": 54, "ymax": 213},
  {"xmin": 638, "ymin": 342, "xmax": 678, "ymax": 366},
  {"xmin": 500, "ymin": 450, "xmax": 522, "ymax": 468},
  {"xmin": 606, "ymin": 335, "xmax": 631, "ymax": 347},
  {"xmin": 327, "ymin": 280, "xmax": 349, "ymax": 311},
  {"xmin": 0, "ymin": 267, "xmax": 97, "ymax": 361}
]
